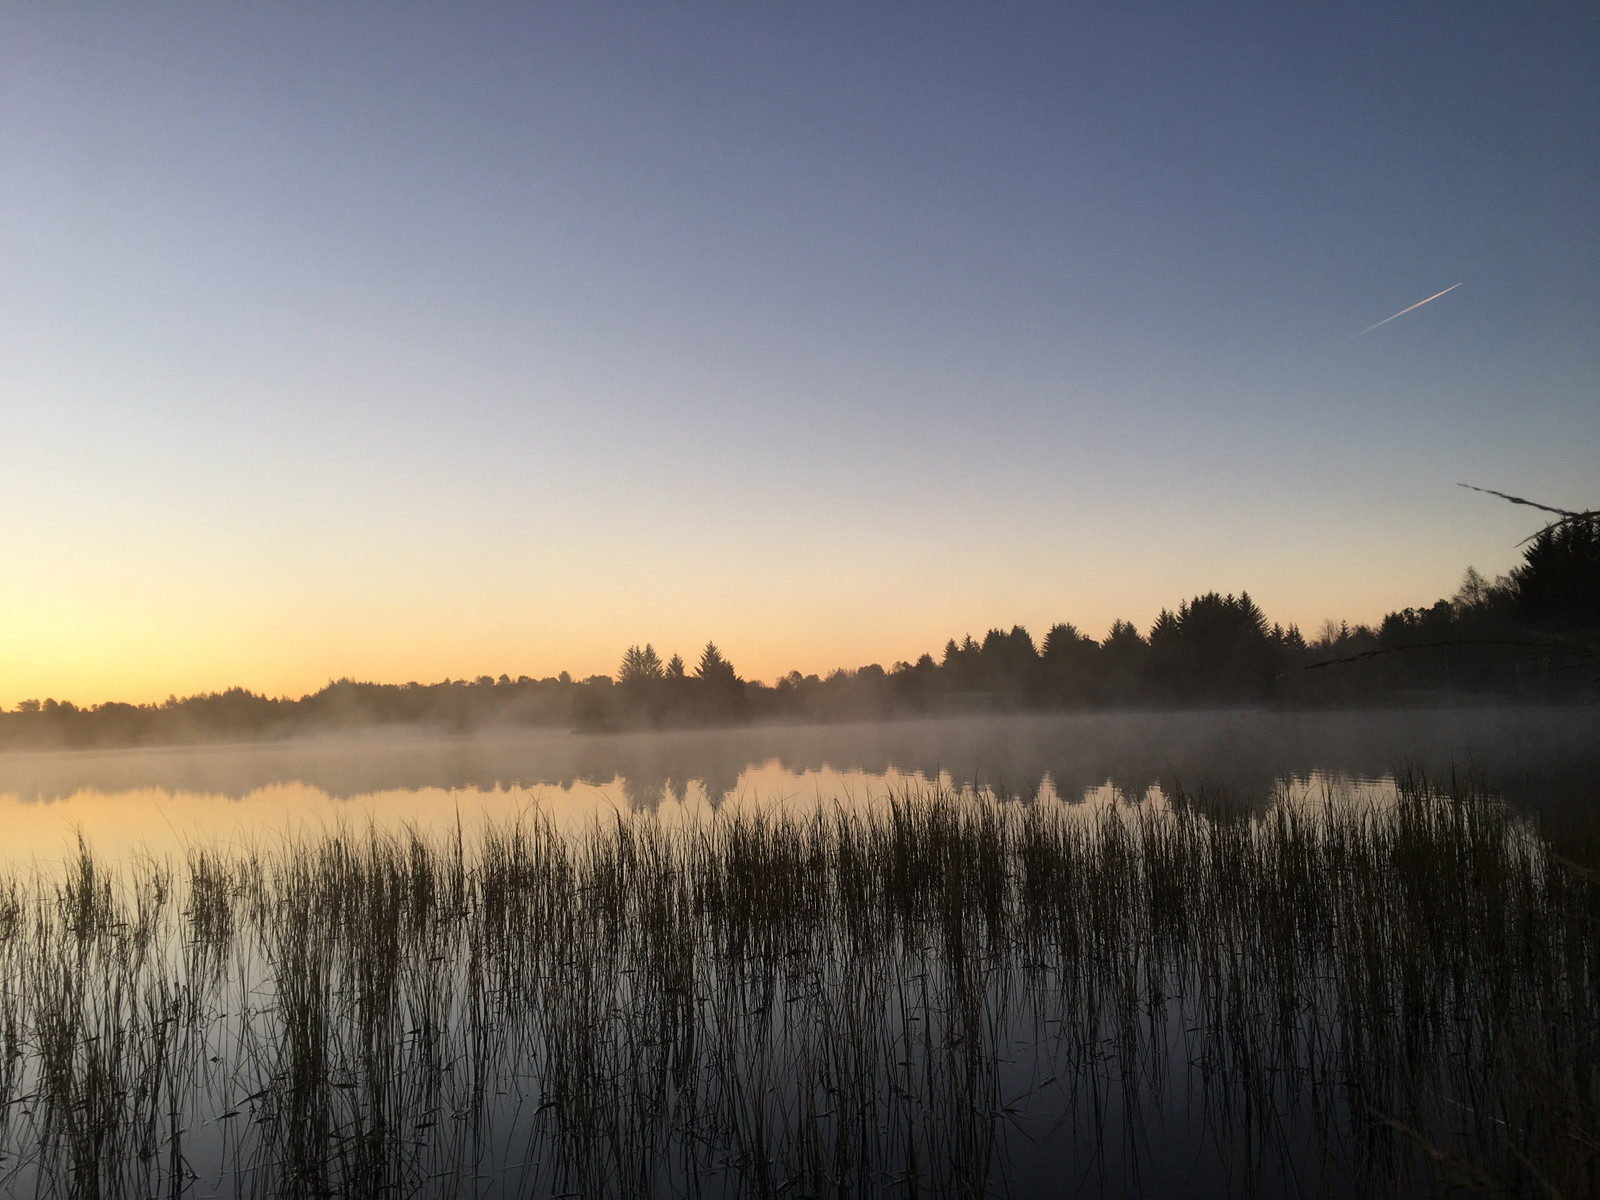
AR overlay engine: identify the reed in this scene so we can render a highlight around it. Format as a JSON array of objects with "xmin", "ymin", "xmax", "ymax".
[{"xmin": 0, "ymin": 774, "xmax": 1592, "ymax": 1197}]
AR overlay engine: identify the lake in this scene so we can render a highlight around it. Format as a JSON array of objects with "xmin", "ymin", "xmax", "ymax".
[{"xmin": 0, "ymin": 707, "xmax": 1595, "ymax": 1198}]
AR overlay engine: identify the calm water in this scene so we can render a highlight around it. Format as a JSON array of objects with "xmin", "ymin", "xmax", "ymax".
[
  {"xmin": 0, "ymin": 706, "xmax": 1593, "ymax": 862},
  {"xmin": 1, "ymin": 707, "xmax": 1595, "ymax": 1197}
]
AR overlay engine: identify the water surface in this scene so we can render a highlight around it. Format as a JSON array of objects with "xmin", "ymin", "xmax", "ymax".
[
  {"xmin": 0, "ymin": 706, "xmax": 1592, "ymax": 862},
  {"xmin": 0, "ymin": 709, "xmax": 1594, "ymax": 1197}
]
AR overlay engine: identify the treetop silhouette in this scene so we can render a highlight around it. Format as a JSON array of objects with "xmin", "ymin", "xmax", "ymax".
[{"xmin": 4, "ymin": 503, "xmax": 1595, "ymax": 749}]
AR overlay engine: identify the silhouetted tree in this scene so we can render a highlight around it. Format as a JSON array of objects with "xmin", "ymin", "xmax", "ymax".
[
  {"xmin": 941, "ymin": 635, "xmax": 982, "ymax": 694},
  {"xmin": 1099, "ymin": 620, "xmax": 1149, "ymax": 706},
  {"xmin": 1041, "ymin": 622, "xmax": 1099, "ymax": 704},
  {"xmin": 889, "ymin": 653, "xmax": 940, "ymax": 710},
  {"xmin": 977, "ymin": 626, "xmax": 1038, "ymax": 698},
  {"xmin": 694, "ymin": 642, "xmax": 736, "ymax": 687},
  {"xmin": 1513, "ymin": 516, "xmax": 1600, "ymax": 632},
  {"xmin": 1149, "ymin": 592, "xmax": 1281, "ymax": 703},
  {"xmin": 618, "ymin": 644, "xmax": 666, "ymax": 684},
  {"xmin": 693, "ymin": 642, "xmax": 746, "ymax": 720}
]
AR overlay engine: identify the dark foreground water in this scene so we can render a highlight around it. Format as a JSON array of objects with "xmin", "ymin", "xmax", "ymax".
[{"xmin": 0, "ymin": 709, "xmax": 1595, "ymax": 1197}]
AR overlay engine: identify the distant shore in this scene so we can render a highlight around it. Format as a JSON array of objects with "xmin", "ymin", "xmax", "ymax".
[{"xmin": 8, "ymin": 513, "xmax": 1596, "ymax": 753}]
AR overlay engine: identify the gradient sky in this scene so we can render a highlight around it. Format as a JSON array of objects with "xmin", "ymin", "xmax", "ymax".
[{"xmin": 2, "ymin": 3, "xmax": 1596, "ymax": 706}]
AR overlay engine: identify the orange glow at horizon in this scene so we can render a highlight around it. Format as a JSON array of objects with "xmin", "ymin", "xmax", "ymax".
[{"xmin": 0, "ymin": 524, "xmax": 1510, "ymax": 711}]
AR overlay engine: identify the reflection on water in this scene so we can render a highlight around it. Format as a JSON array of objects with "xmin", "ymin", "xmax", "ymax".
[
  {"xmin": 0, "ymin": 708, "xmax": 1593, "ymax": 862},
  {"xmin": 0, "ymin": 777, "xmax": 1592, "ymax": 1198},
  {"xmin": 0, "ymin": 715, "xmax": 1595, "ymax": 1196}
]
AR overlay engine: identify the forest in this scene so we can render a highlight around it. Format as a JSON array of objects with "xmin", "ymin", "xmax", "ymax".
[{"xmin": 3, "ymin": 515, "xmax": 1594, "ymax": 749}]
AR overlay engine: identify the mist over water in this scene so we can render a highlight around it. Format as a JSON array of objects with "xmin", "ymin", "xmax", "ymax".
[
  {"xmin": 1, "ymin": 711, "xmax": 1594, "ymax": 1196},
  {"xmin": 0, "ymin": 707, "xmax": 1592, "ymax": 863},
  {"xmin": 0, "ymin": 762, "xmax": 1591, "ymax": 1198}
]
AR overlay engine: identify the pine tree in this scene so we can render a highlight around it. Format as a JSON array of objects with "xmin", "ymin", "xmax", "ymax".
[{"xmin": 618, "ymin": 644, "xmax": 665, "ymax": 684}]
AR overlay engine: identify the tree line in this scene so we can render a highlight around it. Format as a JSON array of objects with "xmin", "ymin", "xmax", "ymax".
[{"xmin": 3, "ymin": 514, "xmax": 1594, "ymax": 749}]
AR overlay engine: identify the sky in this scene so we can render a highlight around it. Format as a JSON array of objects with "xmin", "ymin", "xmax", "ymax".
[{"xmin": 2, "ymin": 3, "xmax": 1596, "ymax": 706}]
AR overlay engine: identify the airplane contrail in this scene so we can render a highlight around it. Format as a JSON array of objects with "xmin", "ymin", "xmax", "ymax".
[{"xmin": 1351, "ymin": 282, "xmax": 1461, "ymax": 337}]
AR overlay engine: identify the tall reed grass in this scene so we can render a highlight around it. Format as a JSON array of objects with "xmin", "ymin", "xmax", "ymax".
[{"xmin": 0, "ymin": 774, "xmax": 1592, "ymax": 1197}]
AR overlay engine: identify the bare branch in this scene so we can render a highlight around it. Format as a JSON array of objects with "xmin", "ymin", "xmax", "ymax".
[
  {"xmin": 1514, "ymin": 510, "xmax": 1600, "ymax": 545},
  {"xmin": 1457, "ymin": 483, "xmax": 1576, "ymax": 518},
  {"xmin": 1305, "ymin": 636, "xmax": 1600, "ymax": 671},
  {"xmin": 1458, "ymin": 483, "xmax": 1598, "ymax": 544}
]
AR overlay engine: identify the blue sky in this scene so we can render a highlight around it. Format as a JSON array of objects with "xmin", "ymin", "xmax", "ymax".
[{"xmin": 2, "ymin": 3, "xmax": 1596, "ymax": 703}]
